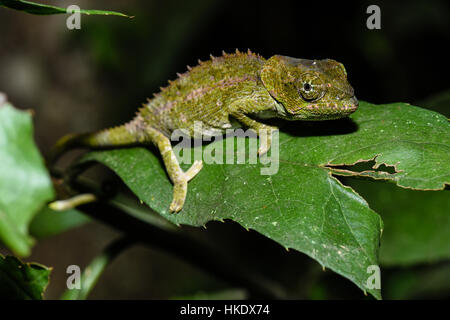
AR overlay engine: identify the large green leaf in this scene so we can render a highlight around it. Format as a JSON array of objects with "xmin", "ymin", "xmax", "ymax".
[
  {"xmin": 0, "ymin": 253, "xmax": 51, "ymax": 299},
  {"xmin": 77, "ymin": 101, "xmax": 450, "ymax": 299},
  {"xmin": 0, "ymin": 103, "xmax": 55, "ymax": 256},
  {"xmin": 0, "ymin": 0, "xmax": 132, "ymax": 17},
  {"xmin": 346, "ymin": 179, "xmax": 450, "ymax": 266}
]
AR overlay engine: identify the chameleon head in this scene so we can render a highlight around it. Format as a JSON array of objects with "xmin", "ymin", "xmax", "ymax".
[{"xmin": 261, "ymin": 55, "xmax": 358, "ymax": 120}]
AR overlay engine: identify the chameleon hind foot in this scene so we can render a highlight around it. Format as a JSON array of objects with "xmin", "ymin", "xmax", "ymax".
[{"xmin": 169, "ymin": 160, "xmax": 203, "ymax": 213}]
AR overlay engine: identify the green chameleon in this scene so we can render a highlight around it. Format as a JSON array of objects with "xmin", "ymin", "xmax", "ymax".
[{"xmin": 52, "ymin": 50, "xmax": 358, "ymax": 212}]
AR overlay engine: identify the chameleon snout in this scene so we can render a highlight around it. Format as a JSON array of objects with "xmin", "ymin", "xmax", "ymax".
[{"xmin": 349, "ymin": 96, "xmax": 359, "ymax": 112}]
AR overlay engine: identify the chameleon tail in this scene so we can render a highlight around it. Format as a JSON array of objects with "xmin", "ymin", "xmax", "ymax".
[{"xmin": 49, "ymin": 120, "xmax": 144, "ymax": 164}]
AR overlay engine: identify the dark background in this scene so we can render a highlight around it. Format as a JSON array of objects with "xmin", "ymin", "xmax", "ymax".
[{"xmin": 0, "ymin": 0, "xmax": 449, "ymax": 299}]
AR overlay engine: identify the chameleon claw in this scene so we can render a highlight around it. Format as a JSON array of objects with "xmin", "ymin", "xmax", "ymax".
[{"xmin": 169, "ymin": 198, "xmax": 184, "ymax": 213}]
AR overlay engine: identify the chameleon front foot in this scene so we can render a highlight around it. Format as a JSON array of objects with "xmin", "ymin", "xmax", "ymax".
[{"xmin": 169, "ymin": 160, "xmax": 203, "ymax": 213}]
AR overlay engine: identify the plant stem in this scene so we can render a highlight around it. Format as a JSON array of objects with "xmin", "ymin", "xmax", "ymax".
[{"xmin": 60, "ymin": 236, "xmax": 134, "ymax": 300}]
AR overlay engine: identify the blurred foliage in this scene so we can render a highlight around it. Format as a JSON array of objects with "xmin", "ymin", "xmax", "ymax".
[
  {"xmin": 382, "ymin": 262, "xmax": 450, "ymax": 299},
  {"xmin": 29, "ymin": 206, "xmax": 90, "ymax": 239}
]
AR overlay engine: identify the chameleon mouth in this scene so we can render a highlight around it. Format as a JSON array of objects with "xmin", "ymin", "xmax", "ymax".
[
  {"xmin": 275, "ymin": 98, "xmax": 358, "ymax": 120},
  {"xmin": 305, "ymin": 102, "xmax": 358, "ymax": 114},
  {"xmin": 295, "ymin": 98, "xmax": 358, "ymax": 120},
  {"xmin": 309, "ymin": 97, "xmax": 358, "ymax": 114}
]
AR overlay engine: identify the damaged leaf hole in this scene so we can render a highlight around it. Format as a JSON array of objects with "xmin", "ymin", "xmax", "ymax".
[{"xmin": 326, "ymin": 158, "xmax": 398, "ymax": 177}]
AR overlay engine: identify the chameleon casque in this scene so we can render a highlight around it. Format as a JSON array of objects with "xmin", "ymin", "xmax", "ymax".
[{"xmin": 53, "ymin": 50, "xmax": 358, "ymax": 212}]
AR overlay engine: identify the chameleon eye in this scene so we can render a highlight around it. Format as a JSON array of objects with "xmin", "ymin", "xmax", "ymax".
[{"xmin": 297, "ymin": 73, "xmax": 325, "ymax": 102}]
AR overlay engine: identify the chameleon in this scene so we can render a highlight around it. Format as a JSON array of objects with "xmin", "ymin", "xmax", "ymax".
[{"xmin": 52, "ymin": 49, "xmax": 358, "ymax": 213}]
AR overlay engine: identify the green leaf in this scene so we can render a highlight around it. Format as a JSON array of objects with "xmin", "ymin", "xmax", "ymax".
[
  {"xmin": 0, "ymin": 253, "xmax": 51, "ymax": 299},
  {"xmin": 29, "ymin": 206, "xmax": 91, "ymax": 239},
  {"xmin": 0, "ymin": 0, "xmax": 132, "ymax": 18},
  {"xmin": 0, "ymin": 103, "xmax": 55, "ymax": 256},
  {"xmin": 346, "ymin": 179, "xmax": 450, "ymax": 266},
  {"xmin": 77, "ymin": 102, "xmax": 450, "ymax": 299}
]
